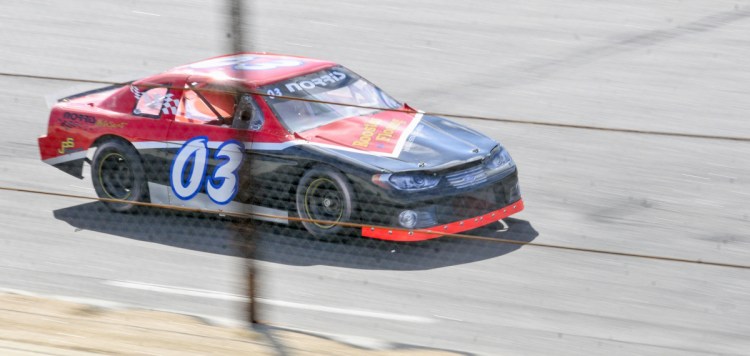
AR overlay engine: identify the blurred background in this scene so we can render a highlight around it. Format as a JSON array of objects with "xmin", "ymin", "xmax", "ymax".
[{"xmin": 1, "ymin": 1, "xmax": 749, "ymax": 355}]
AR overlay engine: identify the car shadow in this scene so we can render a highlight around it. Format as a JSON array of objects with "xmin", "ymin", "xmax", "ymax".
[{"xmin": 53, "ymin": 202, "xmax": 538, "ymax": 271}]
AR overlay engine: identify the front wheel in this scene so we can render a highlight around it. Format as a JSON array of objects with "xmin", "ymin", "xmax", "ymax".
[
  {"xmin": 295, "ymin": 166, "xmax": 356, "ymax": 240},
  {"xmin": 91, "ymin": 140, "xmax": 149, "ymax": 212}
]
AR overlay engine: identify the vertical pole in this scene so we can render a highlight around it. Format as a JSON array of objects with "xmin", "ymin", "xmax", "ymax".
[
  {"xmin": 230, "ymin": 0, "xmax": 244, "ymax": 51},
  {"xmin": 228, "ymin": 0, "xmax": 258, "ymax": 325}
]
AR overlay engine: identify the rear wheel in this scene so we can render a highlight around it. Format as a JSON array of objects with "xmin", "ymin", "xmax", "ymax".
[
  {"xmin": 295, "ymin": 166, "xmax": 356, "ymax": 240},
  {"xmin": 91, "ymin": 140, "xmax": 149, "ymax": 212}
]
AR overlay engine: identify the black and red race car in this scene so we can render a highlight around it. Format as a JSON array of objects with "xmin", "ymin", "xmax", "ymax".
[{"xmin": 38, "ymin": 53, "xmax": 523, "ymax": 241}]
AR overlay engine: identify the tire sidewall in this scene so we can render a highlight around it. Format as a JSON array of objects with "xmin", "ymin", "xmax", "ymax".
[
  {"xmin": 91, "ymin": 140, "xmax": 148, "ymax": 212},
  {"xmin": 295, "ymin": 166, "xmax": 356, "ymax": 240}
]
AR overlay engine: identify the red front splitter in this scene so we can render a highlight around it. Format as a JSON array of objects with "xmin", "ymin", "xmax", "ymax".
[{"xmin": 361, "ymin": 199, "xmax": 525, "ymax": 242}]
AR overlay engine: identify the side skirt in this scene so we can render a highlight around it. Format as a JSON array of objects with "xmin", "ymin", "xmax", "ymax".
[{"xmin": 146, "ymin": 182, "xmax": 289, "ymax": 224}]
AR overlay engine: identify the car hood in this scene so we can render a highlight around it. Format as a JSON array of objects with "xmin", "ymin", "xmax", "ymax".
[{"xmin": 298, "ymin": 111, "xmax": 498, "ymax": 172}]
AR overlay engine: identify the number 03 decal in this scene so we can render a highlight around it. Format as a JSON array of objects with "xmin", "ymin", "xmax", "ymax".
[{"xmin": 170, "ymin": 137, "xmax": 245, "ymax": 205}]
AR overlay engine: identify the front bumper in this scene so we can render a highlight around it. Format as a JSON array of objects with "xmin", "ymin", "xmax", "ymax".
[
  {"xmin": 361, "ymin": 199, "xmax": 524, "ymax": 241},
  {"xmin": 360, "ymin": 169, "xmax": 524, "ymax": 241}
]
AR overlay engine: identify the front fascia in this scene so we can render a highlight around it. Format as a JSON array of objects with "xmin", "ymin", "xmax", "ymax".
[{"xmin": 362, "ymin": 199, "xmax": 524, "ymax": 241}]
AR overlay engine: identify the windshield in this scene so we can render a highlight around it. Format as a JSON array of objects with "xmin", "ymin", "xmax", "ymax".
[{"xmin": 259, "ymin": 66, "xmax": 401, "ymax": 132}]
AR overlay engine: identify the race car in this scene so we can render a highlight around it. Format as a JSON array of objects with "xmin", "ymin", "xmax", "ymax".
[{"xmin": 38, "ymin": 53, "xmax": 524, "ymax": 241}]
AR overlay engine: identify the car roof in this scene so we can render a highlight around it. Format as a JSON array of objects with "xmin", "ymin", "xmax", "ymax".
[{"xmin": 135, "ymin": 53, "xmax": 337, "ymax": 88}]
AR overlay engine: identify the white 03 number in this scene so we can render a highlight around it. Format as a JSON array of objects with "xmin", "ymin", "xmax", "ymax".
[
  {"xmin": 189, "ymin": 54, "xmax": 303, "ymax": 71},
  {"xmin": 170, "ymin": 137, "xmax": 245, "ymax": 205}
]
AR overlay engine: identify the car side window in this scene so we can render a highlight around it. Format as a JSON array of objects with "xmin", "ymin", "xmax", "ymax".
[
  {"xmin": 176, "ymin": 86, "xmax": 236, "ymax": 124},
  {"xmin": 133, "ymin": 87, "xmax": 169, "ymax": 117},
  {"xmin": 232, "ymin": 94, "xmax": 264, "ymax": 131}
]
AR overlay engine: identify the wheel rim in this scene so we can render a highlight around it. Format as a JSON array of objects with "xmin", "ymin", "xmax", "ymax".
[
  {"xmin": 98, "ymin": 152, "xmax": 134, "ymax": 200},
  {"xmin": 304, "ymin": 178, "xmax": 344, "ymax": 229}
]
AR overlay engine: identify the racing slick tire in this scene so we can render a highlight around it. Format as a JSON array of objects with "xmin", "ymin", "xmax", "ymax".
[
  {"xmin": 295, "ymin": 166, "xmax": 356, "ymax": 241},
  {"xmin": 91, "ymin": 140, "xmax": 149, "ymax": 213}
]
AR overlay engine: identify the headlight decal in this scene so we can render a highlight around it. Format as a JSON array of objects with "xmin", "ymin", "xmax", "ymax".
[
  {"xmin": 485, "ymin": 148, "xmax": 515, "ymax": 172},
  {"xmin": 388, "ymin": 173, "xmax": 441, "ymax": 191}
]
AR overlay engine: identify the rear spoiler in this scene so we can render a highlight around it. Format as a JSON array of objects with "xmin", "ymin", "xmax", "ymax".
[{"xmin": 58, "ymin": 82, "xmax": 131, "ymax": 102}]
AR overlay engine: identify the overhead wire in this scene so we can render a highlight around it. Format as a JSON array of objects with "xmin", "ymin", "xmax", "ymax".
[
  {"xmin": 3, "ymin": 70, "xmax": 748, "ymax": 270},
  {"xmin": 1, "ymin": 185, "xmax": 748, "ymax": 270},
  {"xmin": 4, "ymin": 70, "xmax": 750, "ymax": 269},
  {"xmin": 2, "ymin": 71, "xmax": 750, "ymax": 142}
]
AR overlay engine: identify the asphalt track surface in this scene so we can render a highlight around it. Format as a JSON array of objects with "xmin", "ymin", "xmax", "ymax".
[{"xmin": 1, "ymin": 1, "xmax": 750, "ymax": 355}]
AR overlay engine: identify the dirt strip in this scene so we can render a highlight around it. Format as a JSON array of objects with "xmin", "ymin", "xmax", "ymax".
[{"xmin": 0, "ymin": 293, "xmax": 461, "ymax": 356}]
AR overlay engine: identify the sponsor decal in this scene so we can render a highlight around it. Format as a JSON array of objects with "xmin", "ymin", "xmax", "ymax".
[
  {"xmin": 402, "ymin": 123, "xmax": 424, "ymax": 153},
  {"xmin": 58, "ymin": 137, "xmax": 75, "ymax": 154},
  {"xmin": 132, "ymin": 86, "xmax": 177, "ymax": 116},
  {"xmin": 283, "ymin": 71, "xmax": 346, "ymax": 94},
  {"xmin": 170, "ymin": 137, "xmax": 245, "ymax": 205},
  {"xmin": 352, "ymin": 118, "xmax": 406, "ymax": 148},
  {"xmin": 301, "ymin": 111, "xmax": 421, "ymax": 156},
  {"xmin": 161, "ymin": 93, "xmax": 179, "ymax": 115},
  {"xmin": 95, "ymin": 120, "xmax": 127, "ymax": 129},
  {"xmin": 59, "ymin": 112, "xmax": 96, "ymax": 129},
  {"xmin": 130, "ymin": 85, "xmax": 142, "ymax": 99},
  {"xmin": 352, "ymin": 118, "xmax": 381, "ymax": 148},
  {"xmin": 376, "ymin": 119, "xmax": 406, "ymax": 143},
  {"xmin": 58, "ymin": 112, "xmax": 127, "ymax": 130}
]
